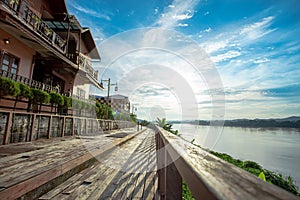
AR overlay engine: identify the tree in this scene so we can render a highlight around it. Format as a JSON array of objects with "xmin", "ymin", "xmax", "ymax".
[{"xmin": 156, "ymin": 117, "xmax": 178, "ymax": 135}]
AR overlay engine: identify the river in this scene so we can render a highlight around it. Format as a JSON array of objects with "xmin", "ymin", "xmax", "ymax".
[{"xmin": 172, "ymin": 123, "xmax": 300, "ymax": 188}]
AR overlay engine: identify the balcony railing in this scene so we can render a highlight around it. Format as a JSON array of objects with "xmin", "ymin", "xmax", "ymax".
[
  {"xmin": 72, "ymin": 93, "xmax": 96, "ymax": 105},
  {"xmin": 78, "ymin": 53, "xmax": 98, "ymax": 81},
  {"xmin": 1, "ymin": 0, "xmax": 67, "ymax": 53},
  {"xmin": 0, "ymin": 69, "xmax": 59, "ymax": 93}
]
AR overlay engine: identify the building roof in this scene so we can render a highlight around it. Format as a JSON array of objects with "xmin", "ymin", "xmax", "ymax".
[
  {"xmin": 81, "ymin": 28, "xmax": 100, "ymax": 59},
  {"xmin": 110, "ymin": 94, "xmax": 129, "ymax": 100},
  {"xmin": 93, "ymin": 94, "xmax": 129, "ymax": 100},
  {"xmin": 44, "ymin": 16, "xmax": 100, "ymax": 60}
]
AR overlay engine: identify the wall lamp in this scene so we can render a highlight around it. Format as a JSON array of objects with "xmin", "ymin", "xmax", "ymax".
[{"xmin": 3, "ymin": 38, "xmax": 10, "ymax": 45}]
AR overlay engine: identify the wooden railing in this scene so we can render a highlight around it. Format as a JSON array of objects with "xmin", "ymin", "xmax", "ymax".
[
  {"xmin": 0, "ymin": 69, "xmax": 59, "ymax": 93},
  {"xmin": 0, "ymin": 110, "xmax": 136, "ymax": 145},
  {"xmin": 1, "ymin": 0, "xmax": 67, "ymax": 53},
  {"xmin": 154, "ymin": 126, "xmax": 299, "ymax": 200}
]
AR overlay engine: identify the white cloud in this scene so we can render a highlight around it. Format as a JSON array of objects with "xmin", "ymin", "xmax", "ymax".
[
  {"xmin": 156, "ymin": 0, "xmax": 199, "ymax": 28},
  {"xmin": 172, "ymin": 11, "xmax": 194, "ymax": 20},
  {"xmin": 202, "ymin": 40, "xmax": 228, "ymax": 53},
  {"xmin": 240, "ymin": 16, "xmax": 276, "ymax": 40},
  {"xmin": 203, "ymin": 27, "xmax": 212, "ymax": 33},
  {"xmin": 211, "ymin": 51, "xmax": 242, "ymax": 63},
  {"xmin": 253, "ymin": 58, "xmax": 269, "ymax": 64},
  {"xmin": 204, "ymin": 11, "xmax": 210, "ymax": 16},
  {"xmin": 177, "ymin": 23, "xmax": 189, "ymax": 27},
  {"xmin": 72, "ymin": 4, "xmax": 111, "ymax": 21}
]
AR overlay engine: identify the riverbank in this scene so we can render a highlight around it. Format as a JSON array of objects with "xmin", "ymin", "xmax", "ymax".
[
  {"xmin": 209, "ymin": 150, "xmax": 299, "ymax": 196},
  {"xmin": 181, "ymin": 142, "xmax": 300, "ymax": 199}
]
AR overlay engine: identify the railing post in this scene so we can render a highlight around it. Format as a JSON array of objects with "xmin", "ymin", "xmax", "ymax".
[
  {"xmin": 29, "ymin": 114, "xmax": 36, "ymax": 141},
  {"xmin": 156, "ymin": 130, "xmax": 182, "ymax": 200},
  {"xmin": 3, "ymin": 111, "xmax": 13, "ymax": 145},
  {"xmin": 61, "ymin": 117, "xmax": 65, "ymax": 137},
  {"xmin": 47, "ymin": 115, "xmax": 52, "ymax": 139},
  {"xmin": 71, "ymin": 117, "xmax": 74, "ymax": 136}
]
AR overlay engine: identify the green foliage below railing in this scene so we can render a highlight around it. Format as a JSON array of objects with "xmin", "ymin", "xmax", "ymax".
[
  {"xmin": 50, "ymin": 92, "xmax": 64, "ymax": 106},
  {"xmin": 31, "ymin": 88, "xmax": 50, "ymax": 104},
  {"xmin": 19, "ymin": 83, "xmax": 33, "ymax": 99},
  {"xmin": 0, "ymin": 77, "xmax": 20, "ymax": 97},
  {"xmin": 62, "ymin": 96, "xmax": 72, "ymax": 108},
  {"xmin": 182, "ymin": 181, "xmax": 195, "ymax": 200},
  {"xmin": 210, "ymin": 151, "xmax": 300, "ymax": 196}
]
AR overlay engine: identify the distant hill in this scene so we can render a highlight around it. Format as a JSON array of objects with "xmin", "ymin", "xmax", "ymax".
[
  {"xmin": 274, "ymin": 116, "xmax": 300, "ymax": 122},
  {"xmin": 174, "ymin": 116, "xmax": 300, "ymax": 128}
]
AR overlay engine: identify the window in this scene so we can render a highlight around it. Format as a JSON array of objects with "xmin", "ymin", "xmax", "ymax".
[
  {"xmin": 77, "ymin": 88, "xmax": 86, "ymax": 99},
  {"xmin": 1, "ymin": 52, "xmax": 20, "ymax": 74}
]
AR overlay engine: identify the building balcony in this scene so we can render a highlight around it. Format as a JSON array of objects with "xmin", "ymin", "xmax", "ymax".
[
  {"xmin": 0, "ymin": 0, "xmax": 67, "ymax": 57},
  {"xmin": 78, "ymin": 53, "xmax": 99, "ymax": 82},
  {"xmin": 0, "ymin": 69, "xmax": 59, "ymax": 93}
]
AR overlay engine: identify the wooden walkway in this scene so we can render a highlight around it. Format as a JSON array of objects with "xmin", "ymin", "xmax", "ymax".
[{"xmin": 0, "ymin": 128, "xmax": 158, "ymax": 200}]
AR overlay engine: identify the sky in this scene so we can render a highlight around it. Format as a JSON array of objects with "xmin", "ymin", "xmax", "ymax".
[{"xmin": 66, "ymin": 0, "xmax": 300, "ymax": 121}]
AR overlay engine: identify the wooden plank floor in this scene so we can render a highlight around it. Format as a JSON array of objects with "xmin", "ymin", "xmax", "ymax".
[
  {"xmin": 39, "ymin": 128, "xmax": 158, "ymax": 200},
  {"xmin": 0, "ymin": 128, "xmax": 156, "ymax": 199}
]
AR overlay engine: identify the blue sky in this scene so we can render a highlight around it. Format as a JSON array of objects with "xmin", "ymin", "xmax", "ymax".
[{"xmin": 66, "ymin": 0, "xmax": 300, "ymax": 120}]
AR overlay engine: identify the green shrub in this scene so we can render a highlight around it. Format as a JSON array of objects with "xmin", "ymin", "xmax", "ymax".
[
  {"xmin": 243, "ymin": 161, "xmax": 262, "ymax": 171},
  {"xmin": 183, "ymin": 181, "xmax": 194, "ymax": 200},
  {"xmin": 31, "ymin": 88, "xmax": 50, "ymax": 103},
  {"xmin": 50, "ymin": 92, "xmax": 64, "ymax": 106},
  {"xmin": 19, "ymin": 83, "xmax": 33, "ymax": 99},
  {"xmin": 63, "ymin": 96, "xmax": 72, "ymax": 108},
  {"xmin": 0, "ymin": 77, "xmax": 20, "ymax": 97}
]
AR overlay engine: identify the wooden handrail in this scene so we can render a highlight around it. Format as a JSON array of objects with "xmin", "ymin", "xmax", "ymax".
[{"xmin": 155, "ymin": 126, "xmax": 299, "ymax": 200}]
